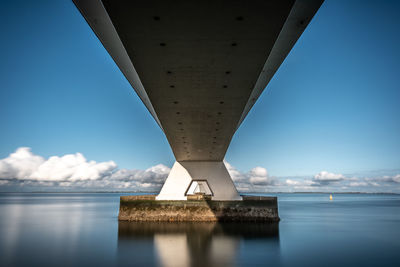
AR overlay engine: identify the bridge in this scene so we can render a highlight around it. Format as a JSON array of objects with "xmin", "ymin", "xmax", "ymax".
[{"xmin": 74, "ymin": 0, "xmax": 323, "ymax": 200}]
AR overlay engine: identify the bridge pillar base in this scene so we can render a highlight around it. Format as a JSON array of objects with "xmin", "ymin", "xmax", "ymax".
[{"xmin": 156, "ymin": 161, "xmax": 242, "ymax": 201}]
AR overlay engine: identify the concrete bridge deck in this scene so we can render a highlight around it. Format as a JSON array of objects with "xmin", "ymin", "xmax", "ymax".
[{"xmin": 73, "ymin": 0, "xmax": 323, "ymax": 201}]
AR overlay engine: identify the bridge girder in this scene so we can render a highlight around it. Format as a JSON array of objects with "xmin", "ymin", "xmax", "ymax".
[{"xmin": 73, "ymin": 0, "xmax": 323, "ymax": 162}]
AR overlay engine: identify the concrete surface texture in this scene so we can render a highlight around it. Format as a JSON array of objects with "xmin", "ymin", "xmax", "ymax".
[
  {"xmin": 156, "ymin": 161, "xmax": 242, "ymax": 200},
  {"xmin": 73, "ymin": 0, "xmax": 323, "ymax": 200},
  {"xmin": 119, "ymin": 195, "xmax": 280, "ymax": 222},
  {"xmin": 73, "ymin": 0, "xmax": 323, "ymax": 162}
]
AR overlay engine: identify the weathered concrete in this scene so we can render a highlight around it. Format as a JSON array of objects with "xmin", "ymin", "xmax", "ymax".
[{"xmin": 118, "ymin": 195, "xmax": 279, "ymax": 222}]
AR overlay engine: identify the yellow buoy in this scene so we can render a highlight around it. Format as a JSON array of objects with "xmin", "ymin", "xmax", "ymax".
[{"xmin": 329, "ymin": 194, "xmax": 333, "ymax": 201}]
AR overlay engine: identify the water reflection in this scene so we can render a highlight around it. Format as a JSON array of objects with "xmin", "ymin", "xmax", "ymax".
[
  {"xmin": 118, "ymin": 222, "xmax": 280, "ymax": 267},
  {"xmin": 2, "ymin": 193, "xmax": 399, "ymax": 267}
]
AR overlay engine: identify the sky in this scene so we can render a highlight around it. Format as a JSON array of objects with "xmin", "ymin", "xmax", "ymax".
[{"xmin": 0, "ymin": 0, "xmax": 400, "ymax": 193}]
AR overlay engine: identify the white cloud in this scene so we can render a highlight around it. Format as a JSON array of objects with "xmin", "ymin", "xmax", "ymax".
[
  {"xmin": 389, "ymin": 174, "xmax": 400, "ymax": 183},
  {"xmin": 0, "ymin": 147, "xmax": 170, "ymax": 191},
  {"xmin": 0, "ymin": 147, "xmax": 116, "ymax": 181},
  {"xmin": 249, "ymin": 167, "xmax": 273, "ymax": 185},
  {"xmin": 349, "ymin": 182, "xmax": 368, "ymax": 187},
  {"xmin": 370, "ymin": 174, "xmax": 400, "ymax": 184},
  {"xmin": 1, "ymin": 148, "xmax": 398, "ymax": 193},
  {"xmin": 225, "ymin": 162, "xmax": 276, "ymax": 190},
  {"xmin": 349, "ymin": 180, "xmax": 382, "ymax": 187},
  {"xmin": 31, "ymin": 153, "xmax": 117, "ymax": 181},
  {"xmin": 110, "ymin": 164, "xmax": 170, "ymax": 186},
  {"xmin": 286, "ymin": 179, "xmax": 300, "ymax": 186},
  {"xmin": 0, "ymin": 147, "xmax": 45, "ymax": 179},
  {"xmin": 314, "ymin": 171, "xmax": 345, "ymax": 182},
  {"xmin": 369, "ymin": 182, "xmax": 381, "ymax": 187},
  {"xmin": 285, "ymin": 179, "xmax": 316, "ymax": 191},
  {"xmin": 225, "ymin": 161, "xmax": 244, "ymax": 182}
]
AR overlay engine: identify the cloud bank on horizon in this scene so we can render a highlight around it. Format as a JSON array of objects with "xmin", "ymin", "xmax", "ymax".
[{"xmin": 0, "ymin": 147, "xmax": 399, "ymax": 193}]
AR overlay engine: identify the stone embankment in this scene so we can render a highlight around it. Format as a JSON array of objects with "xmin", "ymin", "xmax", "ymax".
[{"xmin": 118, "ymin": 195, "xmax": 279, "ymax": 222}]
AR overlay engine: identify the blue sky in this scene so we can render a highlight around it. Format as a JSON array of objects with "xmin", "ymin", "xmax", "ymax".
[{"xmin": 0, "ymin": 0, "xmax": 399, "ymax": 192}]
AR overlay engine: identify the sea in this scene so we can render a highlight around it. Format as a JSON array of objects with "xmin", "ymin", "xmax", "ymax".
[{"xmin": 0, "ymin": 193, "xmax": 399, "ymax": 267}]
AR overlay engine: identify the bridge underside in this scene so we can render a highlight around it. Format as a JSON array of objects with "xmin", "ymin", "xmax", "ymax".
[{"xmin": 74, "ymin": 0, "xmax": 322, "ymax": 200}]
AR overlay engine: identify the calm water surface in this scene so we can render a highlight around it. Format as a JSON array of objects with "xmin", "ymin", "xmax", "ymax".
[{"xmin": 0, "ymin": 193, "xmax": 399, "ymax": 267}]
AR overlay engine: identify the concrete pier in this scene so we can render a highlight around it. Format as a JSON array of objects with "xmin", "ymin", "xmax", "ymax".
[
  {"xmin": 74, "ymin": 1, "xmax": 323, "ymax": 216},
  {"xmin": 118, "ymin": 195, "xmax": 279, "ymax": 222}
]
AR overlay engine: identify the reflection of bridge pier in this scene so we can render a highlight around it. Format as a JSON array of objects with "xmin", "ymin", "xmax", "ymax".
[
  {"xmin": 118, "ymin": 222, "xmax": 280, "ymax": 267},
  {"xmin": 73, "ymin": 0, "xmax": 323, "ymax": 214}
]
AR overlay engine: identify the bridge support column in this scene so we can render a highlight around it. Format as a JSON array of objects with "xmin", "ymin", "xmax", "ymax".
[{"xmin": 156, "ymin": 161, "xmax": 242, "ymax": 201}]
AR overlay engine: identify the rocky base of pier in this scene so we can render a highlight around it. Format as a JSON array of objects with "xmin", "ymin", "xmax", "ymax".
[{"xmin": 118, "ymin": 195, "xmax": 279, "ymax": 222}]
